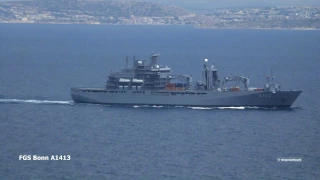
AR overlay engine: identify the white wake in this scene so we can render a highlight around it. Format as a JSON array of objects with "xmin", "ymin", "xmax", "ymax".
[{"xmin": 0, "ymin": 99, "xmax": 74, "ymax": 105}]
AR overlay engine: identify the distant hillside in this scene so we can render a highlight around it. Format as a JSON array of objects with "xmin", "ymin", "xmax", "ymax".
[
  {"xmin": 1, "ymin": 0, "xmax": 318, "ymax": 30},
  {"xmin": 3, "ymin": 0, "xmax": 192, "ymax": 17}
]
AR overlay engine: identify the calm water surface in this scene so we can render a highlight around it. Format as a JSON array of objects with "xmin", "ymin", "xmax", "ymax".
[{"xmin": 0, "ymin": 24, "xmax": 319, "ymax": 180}]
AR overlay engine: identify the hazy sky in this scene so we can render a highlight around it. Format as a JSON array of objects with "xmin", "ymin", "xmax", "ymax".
[{"xmin": 1, "ymin": 0, "xmax": 320, "ymax": 9}]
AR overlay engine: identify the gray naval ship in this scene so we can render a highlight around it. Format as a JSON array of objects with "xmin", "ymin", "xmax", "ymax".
[{"xmin": 71, "ymin": 53, "xmax": 302, "ymax": 108}]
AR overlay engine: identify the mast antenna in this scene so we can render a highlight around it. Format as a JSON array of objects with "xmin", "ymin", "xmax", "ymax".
[{"xmin": 126, "ymin": 56, "xmax": 128, "ymax": 69}]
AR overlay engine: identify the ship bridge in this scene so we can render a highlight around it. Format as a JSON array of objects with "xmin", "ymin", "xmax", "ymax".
[{"xmin": 106, "ymin": 53, "xmax": 191, "ymax": 91}]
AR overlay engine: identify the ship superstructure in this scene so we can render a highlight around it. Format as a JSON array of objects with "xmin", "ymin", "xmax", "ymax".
[
  {"xmin": 106, "ymin": 53, "xmax": 192, "ymax": 91},
  {"xmin": 71, "ymin": 53, "xmax": 302, "ymax": 108}
]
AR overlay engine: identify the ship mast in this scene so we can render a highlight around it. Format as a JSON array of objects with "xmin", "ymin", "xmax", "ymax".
[
  {"xmin": 126, "ymin": 56, "xmax": 128, "ymax": 69},
  {"xmin": 203, "ymin": 59, "xmax": 209, "ymax": 90},
  {"xmin": 149, "ymin": 52, "xmax": 160, "ymax": 67},
  {"xmin": 203, "ymin": 59, "xmax": 220, "ymax": 91}
]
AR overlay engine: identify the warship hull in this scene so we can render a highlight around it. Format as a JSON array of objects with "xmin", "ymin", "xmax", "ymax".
[{"xmin": 71, "ymin": 88, "xmax": 302, "ymax": 108}]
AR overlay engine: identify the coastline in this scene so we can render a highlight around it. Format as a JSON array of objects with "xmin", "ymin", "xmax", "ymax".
[
  {"xmin": 196, "ymin": 26, "xmax": 320, "ymax": 31},
  {"xmin": 0, "ymin": 21, "xmax": 319, "ymax": 31}
]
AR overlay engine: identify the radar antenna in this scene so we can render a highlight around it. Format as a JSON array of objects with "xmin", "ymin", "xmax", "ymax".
[
  {"xmin": 204, "ymin": 59, "xmax": 208, "ymax": 69},
  {"xmin": 212, "ymin": 60, "xmax": 216, "ymax": 69}
]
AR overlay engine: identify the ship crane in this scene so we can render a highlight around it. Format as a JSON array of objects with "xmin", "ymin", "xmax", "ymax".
[
  {"xmin": 169, "ymin": 74, "xmax": 193, "ymax": 88},
  {"xmin": 222, "ymin": 76, "xmax": 250, "ymax": 90},
  {"xmin": 176, "ymin": 75, "xmax": 192, "ymax": 82}
]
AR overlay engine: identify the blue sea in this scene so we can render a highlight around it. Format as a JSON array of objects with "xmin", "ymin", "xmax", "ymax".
[{"xmin": 0, "ymin": 24, "xmax": 319, "ymax": 180}]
